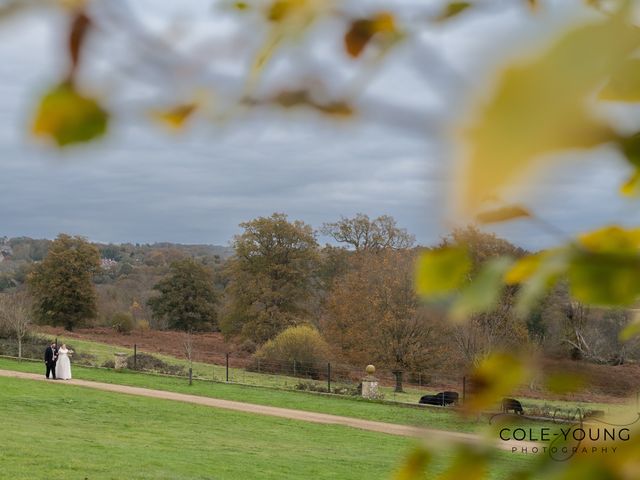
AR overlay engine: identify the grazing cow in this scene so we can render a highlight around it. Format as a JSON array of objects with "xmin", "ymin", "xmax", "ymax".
[
  {"xmin": 501, "ymin": 398, "xmax": 524, "ymax": 415},
  {"xmin": 419, "ymin": 391, "xmax": 459, "ymax": 406}
]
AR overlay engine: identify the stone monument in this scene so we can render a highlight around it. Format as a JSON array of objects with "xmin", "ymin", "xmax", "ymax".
[
  {"xmin": 114, "ymin": 352, "xmax": 128, "ymax": 370},
  {"xmin": 361, "ymin": 364, "xmax": 380, "ymax": 399}
]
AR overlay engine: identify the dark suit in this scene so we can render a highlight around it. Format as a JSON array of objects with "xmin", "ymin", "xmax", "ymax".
[{"xmin": 44, "ymin": 345, "xmax": 58, "ymax": 379}]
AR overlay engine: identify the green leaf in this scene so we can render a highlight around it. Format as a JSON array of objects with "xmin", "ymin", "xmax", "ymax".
[
  {"xmin": 450, "ymin": 257, "xmax": 513, "ymax": 322},
  {"xmin": 415, "ymin": 247, "xmax": 471, "ymax": 298},
  {"xmin": 475, "ymin": 205, "xmax": 531, "ymax": 224},
  {"xmin": 600, "ymin": 58, "xmax": 640, "ymax": 102},
  {"xmin": 32, "ymin": 83, "xmax": 109, "ymax": 147}
]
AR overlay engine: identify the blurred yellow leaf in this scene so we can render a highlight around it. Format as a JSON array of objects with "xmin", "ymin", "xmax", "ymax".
[
  {"xmin": 568, "ymin": 251, "xmax": 640, "ymax": 306},
  {"xmin": 32, "ymin": 83, "xmax": 109, "ymax": 147},
  {"xmin": 434, "ymin": 2, "xmax": 472, "ymax": 22},
  {"xmin": 393, "ymin": 446, "xmax": 431, "ymax": 480},
  {"xmin": 620, "ymin": 314, "xmax": 640, "ymax": 342},
  {"xmin": 510, "ymin": 249, "xmax": 567, "ymax": 317},
  {"xmin": 578, "ymin": 226, "xmax": 640, "ymax": 254},
  {"xmin": 475, "ymin": 205, "xmax": 530, "ymax": 224},
  {"xmin": 272, "ymin": 89, "xmax": 353, "ymax": 116},
  {"xmin": 436, "ymin": 446, "xmax": 489, "ymax": 480},
  {"xmin": 545, "ymin": 371, "xmax": 586, "ymax": 394},
  {"xmin": 600, "ymin": 58, "xmax": 640, "ymax": 102},
  {"xmin": 152, "ymin": 103, "xmax": 198, "ymax": 130},
  {"xmin": 617, "ymin": 133, "xmax": 640, "ymax": 196},
  {"xmin": 621, "ymin": 169, "xmax": 640, "ymax": 196},
  {"xmin": 504, "ymin": 251, "xmax": 547, "ymax": 284},
  {"xmin": 450, "ymin": 257, "xmax": 512, "ymax": 322},
  {"xmin": 459, "ymin": 5, "xmax": 640, "ymax": 214},
  {"xmin": 415, "ymin": 247, "xmax": 470, "ymax": 298},
  {"xmin": 344, "ymin": 12, "xmax": 397, "ymax": 58},
  {"xmin": 248, "ymin": 0, "xmax": 330, "ymax": 91},
  {"xmin": 464, "ymin": 353, "xmax": 529, "ymax": 413},
  {"xmin": 526, "ymin": 0, "xmax": 538, "ymax": 11}
]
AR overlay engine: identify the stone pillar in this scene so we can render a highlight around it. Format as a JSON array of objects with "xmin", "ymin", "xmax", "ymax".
[
  {"xmin": 114, "ymin": 352, "xmax": 128, "ymax": 370},
  {"xmin": 361, "ymin": 364, "xmax": 380, "ymax": 400}
]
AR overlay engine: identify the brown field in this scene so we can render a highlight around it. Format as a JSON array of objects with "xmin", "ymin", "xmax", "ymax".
[{"xmin": 37, "ymin": 326, "xmax": 252, "ymax": 368}]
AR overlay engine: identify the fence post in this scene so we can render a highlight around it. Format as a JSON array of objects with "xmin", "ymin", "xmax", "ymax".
[
  {"xmin": 189, "ymin": 367, "xmax": 193, "ymax": 386},
  {"xmin": 462, "ymin": 376, "xmax": 466, "ymax": 404},
  {"xmin": 327, "ymin": 363, "xmax": 331, "ymax": 393},
  {"xmin": 134, "ymin": 344, "xmax": 137, "ymax": 370},
  {"xmin": 293, "ymin": 359, "xmax": 297, "ymax": 377},
  {"xmin": 226, "ymin": 353, "xmax": 229, "ymax": 382}
]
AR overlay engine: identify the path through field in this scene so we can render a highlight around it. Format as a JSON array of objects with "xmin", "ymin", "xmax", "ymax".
[{"xmin": 0, "ymin": 368, "xmax": 535, "ymax": 453}]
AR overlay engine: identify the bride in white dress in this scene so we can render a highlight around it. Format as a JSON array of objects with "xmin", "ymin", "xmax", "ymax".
[{"xmin": 55, "ymin": 344, "xmax": 74, "ymax": 380}]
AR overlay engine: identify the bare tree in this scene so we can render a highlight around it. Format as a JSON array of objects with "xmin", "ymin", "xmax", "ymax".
[
  {"xmin": 321, "ymin": 214, "xmax": 414, "ymax": 252},
  {"xmin": 183, "ymin": 330, "xmax": 194, "ymax": 385},
  {"xmin": 0, "ymin": 293, "xmax": 31, "ymax": 360}
]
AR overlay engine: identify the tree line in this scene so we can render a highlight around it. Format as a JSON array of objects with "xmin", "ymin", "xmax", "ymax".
[{"xmin": 1, "ymin": 213, "xmax": 638, "ymax": 380}]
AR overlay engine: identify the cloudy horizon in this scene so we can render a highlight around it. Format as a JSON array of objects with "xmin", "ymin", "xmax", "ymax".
[{"xmin": 2, "ymin": 1, "xmax": 640, "ymax": 251}]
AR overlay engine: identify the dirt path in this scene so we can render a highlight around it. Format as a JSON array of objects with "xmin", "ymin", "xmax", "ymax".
[{"xmin": 0, "ymin": 369, "xmax": 535, "ymax": 453}]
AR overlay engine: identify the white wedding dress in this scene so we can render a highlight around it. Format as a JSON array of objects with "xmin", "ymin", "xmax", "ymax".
[{"xmin": 55, "ymin": 348, "xmax": 72, "ymax": 380}]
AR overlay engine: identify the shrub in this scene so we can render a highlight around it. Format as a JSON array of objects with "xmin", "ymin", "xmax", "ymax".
[
  {"xmin": 136, "ymin": 319, "xmax": 150, "ymax": 333},
  {"xmin": 111, "ymin": 312, "xmax": 134, "ymax": 334},
  {"xmin": 296, "ymin": 381, "xmax": 328, "ymax": 393},
  {"xmin": 238, "ymin": 339, "xmax": 257, "ymax": 354},
  {"xmin": 126, "ymin": 353, "xmax": 185, "ymax": 375},
  {"xmin": 253, "ymin": 325, "xmax": 330, "ymax": 378}
]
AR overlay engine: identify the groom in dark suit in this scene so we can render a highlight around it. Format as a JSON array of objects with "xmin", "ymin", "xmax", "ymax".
[{"xmin": 44, "ymin": 342, "xmax": 58, "ymax": 379}]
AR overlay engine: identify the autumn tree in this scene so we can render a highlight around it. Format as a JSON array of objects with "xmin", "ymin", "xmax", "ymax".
[
  {"xmin": 148, "ymin": 258, "xmax": 218, "ymax": 331},
  {"xmin": 324, "ymin": 249, "xmax": 433, "ymax": 391},
  {"xmin": 221, "ymin": 213, "xmax": 319, "ymax": 343},
  {"xmin": 437, "ymin": 227, "xmax": 530, "ymax": 364},
  {"xmin": 321, "ymin": 213, "xmax": 414, "ymax": 252},
  {"xmin": 28, "ymin": 234, "xmax": 100, "ymax": 330}
]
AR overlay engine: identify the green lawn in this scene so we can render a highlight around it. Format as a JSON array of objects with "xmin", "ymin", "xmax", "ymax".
[
  {"xmin": 0, "ymin": 357, "xmax": 478, "ymax": 433},
  {"xmin": 0, "ymin": 376, "xmax": 533, "ymax": 479}
]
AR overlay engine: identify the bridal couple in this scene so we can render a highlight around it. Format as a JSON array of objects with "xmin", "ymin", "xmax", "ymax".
[{"xmin": 44, "ymin": 341, "xmax": 73, "ymax": 380}]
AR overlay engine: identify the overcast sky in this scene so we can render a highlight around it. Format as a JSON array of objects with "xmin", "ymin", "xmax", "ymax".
[{"xmin": 1, "ymin": 1, "xmax": 639, "ymax": 250}]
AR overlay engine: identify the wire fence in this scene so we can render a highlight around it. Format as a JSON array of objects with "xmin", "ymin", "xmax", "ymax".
[{"xmin": 0, "ymin": 334, "xmax": 466, "ymax": 405}]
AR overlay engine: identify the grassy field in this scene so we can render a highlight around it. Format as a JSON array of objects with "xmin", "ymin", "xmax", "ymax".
[
  {"xmin": 1, "ymin": 376, "xmax": 533, "ymax": 479},
  {"xmin": 0, "ymin": 357, "xmax": 479, "ymax": 432},
  {"xmin": 30, "ymin": 332, "xmax": 445, "ymax": 403}
]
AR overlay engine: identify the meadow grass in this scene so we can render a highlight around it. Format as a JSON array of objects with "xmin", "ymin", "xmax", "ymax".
[
  {"xmin": 0, "ymin": 357, "xmax": 479, "ymax": 433},
  {"xmin": 0, "ymin": 376, "xmax": 533, "ymax": 479}
]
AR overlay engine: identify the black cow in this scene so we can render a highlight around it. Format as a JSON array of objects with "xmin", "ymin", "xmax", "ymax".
[
  {"xmin": 501, "ymin": 398, "xmax": 524, "ymax": 415},
  {"xmin": 419, "ymin": 391, "xmax": 459, "ymax": 406}
]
